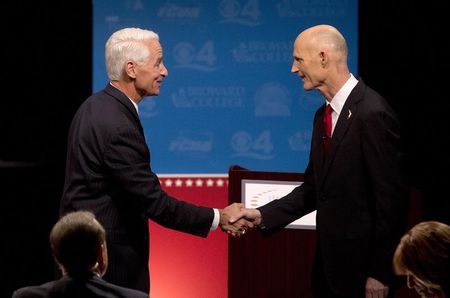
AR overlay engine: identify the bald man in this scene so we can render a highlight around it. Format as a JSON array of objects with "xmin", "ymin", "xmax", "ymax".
[{"xmin": 233, "ymin": 25, "xmax": 408, "ymax": 298}]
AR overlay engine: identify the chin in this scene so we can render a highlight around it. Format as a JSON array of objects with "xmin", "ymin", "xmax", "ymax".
[
  {"xmin": 147, "ymin": 90, "xmax": 160, "ymax": 96},
  {"xmin": 152, "ymin": 88, "xmax": 161, "ymax": 95}
]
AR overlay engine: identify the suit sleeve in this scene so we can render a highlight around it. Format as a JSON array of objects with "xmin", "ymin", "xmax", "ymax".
[
  {"xmin": 257, "ymin": 159, "xmax": 317, "ymax": 235},
  {"xmin": 103, "ymin": 126, "xmax": 214, "ymax": 237},
  {"xmin": 361, "ymin": 107, "xmax": 407, "ymax": 283}
]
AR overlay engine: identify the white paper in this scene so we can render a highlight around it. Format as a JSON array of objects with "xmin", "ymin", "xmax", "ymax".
[{"xmin": 242, "ymin": 179, "xmax": 316, "ymax": 230}]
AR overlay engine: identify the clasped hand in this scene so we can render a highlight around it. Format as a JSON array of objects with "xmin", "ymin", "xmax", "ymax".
[{"xmin": 219, "ymin": 203, "xmax": 261, "ymax": 237}]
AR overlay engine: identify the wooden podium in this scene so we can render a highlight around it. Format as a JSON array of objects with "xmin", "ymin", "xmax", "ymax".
[{"xmin": 228, "ymin": 165, "xmax": 316, "ymax": 298}]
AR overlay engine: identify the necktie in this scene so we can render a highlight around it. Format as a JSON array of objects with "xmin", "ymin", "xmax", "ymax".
[{"xmin": 323, "ymin": 104, "xmax": 332, "ymax": 155}]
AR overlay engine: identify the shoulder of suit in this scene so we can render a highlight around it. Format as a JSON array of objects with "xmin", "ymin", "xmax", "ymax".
[
  {"xmin": 91, "ymin": 276, "xmax": 149, "ymax": 297},
  {"xmin": 11, "ymin": 282, "xmax": 54, "ymax": 298}
]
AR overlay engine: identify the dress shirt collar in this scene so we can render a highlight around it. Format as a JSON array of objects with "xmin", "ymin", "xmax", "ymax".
[{"xmin": 328, "ymin": 73, "xmax": 358, "ymax": 117}]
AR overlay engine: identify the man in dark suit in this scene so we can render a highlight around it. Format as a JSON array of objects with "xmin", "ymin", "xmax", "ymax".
[
  {"xmin": 231, "ymin": 24, "xmax": 408, "ymax": 297},
  {"xmin": 12, "ymin": 211, "xmax": 149, "ymax": 298},
  {"xmin": 60, "ymin": 27, "xmax": 248, "ymax": 294}
]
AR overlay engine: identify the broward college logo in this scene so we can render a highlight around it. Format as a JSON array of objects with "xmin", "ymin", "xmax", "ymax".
[
  {"xmin": 232, "ymin": 41, "xmax": 292, "ymax": 63},
  {"xmin": 171, "ymin": 86, "xmax": 245, "ymax": 108},
  {"xmin": 276, "ymin": 0, "xmax": 347, "ymax": 17}
]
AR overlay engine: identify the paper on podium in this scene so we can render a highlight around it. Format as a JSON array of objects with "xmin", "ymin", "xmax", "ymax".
[{"xmin": 242, "ymin": 179, "xmax": 316, "ymax": 230}]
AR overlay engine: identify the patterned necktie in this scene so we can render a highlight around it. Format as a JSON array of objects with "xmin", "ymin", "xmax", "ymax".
[{"xmin": 323, "ymin": 104, "xmax": 332, "ymax": 155}]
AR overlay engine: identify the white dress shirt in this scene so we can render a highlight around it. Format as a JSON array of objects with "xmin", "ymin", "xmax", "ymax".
[{"xmin": 327, "ymin": 73, "xmax": 358, "ymax": 135}]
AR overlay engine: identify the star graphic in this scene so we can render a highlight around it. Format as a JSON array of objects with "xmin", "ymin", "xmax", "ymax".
[
  {"xmin": 195, "ymin": 179, "xmax": 203, "ymax": 187},
  {"xmin": 206, "ymin": 179, "xmax": 214, "ymax": 187}
]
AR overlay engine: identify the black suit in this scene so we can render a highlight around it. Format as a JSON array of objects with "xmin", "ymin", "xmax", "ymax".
[
  {"xmin": 11, "ymin": 274, "xmax": 149, "ymax": 298},
  {"xmin": 258, "ymin": 79, "xmax": 408, "ymax": 297},
  {"xmin": 60, "ymin": 84, "xmax": 214, "ymax": 293}
]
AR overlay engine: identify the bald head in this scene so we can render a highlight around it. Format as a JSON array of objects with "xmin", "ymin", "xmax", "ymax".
[
  {"xmin": 291, "ymin": 24, "xmax": 351, "ymax": 99},
  {"xmin": 297, "ymin": 24, "xmax": 348, "ymax": 65}
]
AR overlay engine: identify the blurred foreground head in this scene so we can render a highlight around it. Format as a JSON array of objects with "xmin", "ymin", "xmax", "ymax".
[{"xmin": 50, "ymin": 211, "xmax": 108, "ymax": 278}]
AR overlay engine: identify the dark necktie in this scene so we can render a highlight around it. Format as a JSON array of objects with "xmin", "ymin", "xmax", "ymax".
[{"xmin": 323, "ymin": 104, "xmax": 332, "ymax": 155}]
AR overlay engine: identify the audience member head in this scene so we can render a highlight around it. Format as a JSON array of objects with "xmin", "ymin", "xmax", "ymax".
[
  {"xmin": 50, "ymin": 211, "xmax": 108, "ymax": 278},
  {"xmin": 393, "ymin": 221, "xmax": 450, "ymax": 297}
]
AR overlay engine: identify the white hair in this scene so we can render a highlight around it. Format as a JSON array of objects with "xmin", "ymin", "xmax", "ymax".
[{"xmin": 105, "ymin": 28, "xmax": 160, "ymax": 80}]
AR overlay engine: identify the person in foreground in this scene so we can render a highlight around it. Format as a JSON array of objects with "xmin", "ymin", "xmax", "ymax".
[
  {"xmin": 12, "ymin": 211, "xmax": 149, "ymax": 298},
  {"xmin": 231, "ymin": 24, "xmax": 408, "ymax": 297},
  {"xmin": 393, "ymin": 221, "xmax": 450, "ymax": 298},
  {"xmin": 60, "ymin": 27, "xmax": 249, "ymax": 293}
]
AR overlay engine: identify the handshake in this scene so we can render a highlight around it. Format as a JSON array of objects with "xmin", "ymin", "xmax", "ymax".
[{"xmin": 218, "ymin": 203, "xmax": 262, "ymax": 237}]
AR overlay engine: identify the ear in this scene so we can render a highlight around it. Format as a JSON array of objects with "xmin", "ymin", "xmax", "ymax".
[
  {"xmin": 319, "ymin": 51, "xmax": 327, "ymax": 68},
  {"xmin": 96, "ymin": 242, "xmax": 108, "ymax": 277},
  {"xmin": 124, "ymin": 61, "xmax": 137, "ymax": 79},
  {"xmin": 53, "ymin": 256, "xmax": 67, "ymax": 275}
]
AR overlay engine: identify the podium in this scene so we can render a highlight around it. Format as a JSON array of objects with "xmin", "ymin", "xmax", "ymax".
[{"xmin": 228, "ymin": 165, "xmax": 316, "ymax": 298}]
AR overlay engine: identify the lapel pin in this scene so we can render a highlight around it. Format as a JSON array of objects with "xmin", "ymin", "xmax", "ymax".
[{"xmin": 347, "ymin": 109, "xmax": 352, "ymax": 119}]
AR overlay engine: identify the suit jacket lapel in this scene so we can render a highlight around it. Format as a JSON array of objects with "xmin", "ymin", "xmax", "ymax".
[
  {"xmin": 320, "ymin": 80, "xmax": 366, "ymax": 182},
  {"xmin": 316, "ymin": 104, "xmax": 327, "ymax": 175}
]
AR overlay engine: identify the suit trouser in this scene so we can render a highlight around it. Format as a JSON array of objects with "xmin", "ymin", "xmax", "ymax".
[{"xmin": 311, "ymin": 249, "xmax": 395, "ymax": 298}]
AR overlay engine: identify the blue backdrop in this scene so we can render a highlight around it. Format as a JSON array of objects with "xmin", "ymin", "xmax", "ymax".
[{"xmin": 93, "ymin": 0, "xmax": 358, "ymax": 174}]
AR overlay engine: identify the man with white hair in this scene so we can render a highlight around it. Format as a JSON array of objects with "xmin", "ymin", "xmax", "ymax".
[{"xmin": 60, "ymin": 27, "xmax": 249, "ymax": 293}]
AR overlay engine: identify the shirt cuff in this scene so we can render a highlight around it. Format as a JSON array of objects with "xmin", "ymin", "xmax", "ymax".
[{"xmin": 210, "ymin": 208, "xmax": 220, "ymax": 231}]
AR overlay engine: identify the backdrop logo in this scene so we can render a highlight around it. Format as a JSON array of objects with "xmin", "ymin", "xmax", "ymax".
[
  {"xmin": 232, "ymin": 41, "xmax": 292, "ymax": 63},
  {"xmin": 288, "ymin": 129, "xmax": 311, "ymax": 151},
  {"xmin": 169, "ymin": 131, "xmax": 213, "ymax": 153},
  {"xmin": 125, "ymin": 0, "xmax": 145, "ymax": 11},
  {"xmin": 139, "ymin": 98, "xmax": 158, "ymax": 117},
  {"xmin": 157, "ymin": 2, "xmax": 200, "ymax": 19},
  {"xmin": 299, "ymin": 90, "xmax": 323, "ymax": 112},
  {"xmin": 230, "ymin": 130, "xmax": 274, "ymax": 160},
  {"xmin": 276, "ymin": 0, "xmax": 347, "ymax": 17},
  {"xmin": 218, "ymin": 0, "xmax": 262, "ymax": 26},
  {"xmin": 254, "ymin": 82, "xmax": 291, "ymax": 117},
  {"xmin": 171, "ymin": 86, "xmax": 245, "ymax": 108},
  {"xmin": 173, "ymin": 41, "xmax": 219, "ymax": 71}
]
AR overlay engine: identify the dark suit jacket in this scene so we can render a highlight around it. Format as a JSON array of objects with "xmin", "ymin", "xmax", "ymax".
[
  {"xmin": 258, "ymin": 79, "xmax": 408, "ymax": 296},
  {"xmin": 60, "ymin": 84, "xmax": 214, "ymax": 292},
  {"xmin": 12, "ymin": 274, "xmax": 149, "ymax": 298}
]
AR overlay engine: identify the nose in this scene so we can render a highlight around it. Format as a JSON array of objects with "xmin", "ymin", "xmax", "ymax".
[
  {"xmin": 291, "ymin": 61, "xmax": 299, "ymax": 73},
  {"xmin": 161, "ymin": 63, "xmax": 168, "ymax": 77}
]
